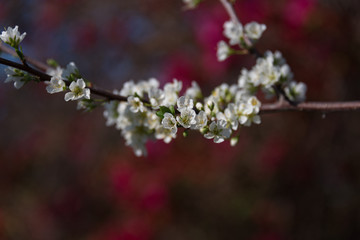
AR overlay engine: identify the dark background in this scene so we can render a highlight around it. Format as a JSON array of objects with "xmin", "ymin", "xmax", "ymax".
[{"xmin": 1, "ymin": 0, "xmax": 360, "ymax": 239}]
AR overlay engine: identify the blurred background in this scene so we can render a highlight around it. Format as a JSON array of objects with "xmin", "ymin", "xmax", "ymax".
[{"xmin": 1, "ymin": 0, "xmax": 360, "ymax": 239}]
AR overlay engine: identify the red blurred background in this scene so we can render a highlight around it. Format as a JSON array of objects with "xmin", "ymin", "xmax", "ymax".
[{"xmin": 1, "ymin": 0, "xmax": 360, "ymax": 239}]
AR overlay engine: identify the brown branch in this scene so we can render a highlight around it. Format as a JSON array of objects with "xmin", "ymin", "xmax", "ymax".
[
  {"xmin": 0, "ymin": 41, "xmax": 49, "ymax": 72},
  {"xmin": 2, "ymin": 39, "xmax": 360, "ymax": 114},
  {"xmin": 219, "ymin": 0, "xmax": 241, "ymax": 26},
  {"xmin": 0, "ymin": 56, "xmax": 130, "ymax": 102},
  {"xmin": 3, "ymin": 55, "xmax": 360, "ymax": 114},
  {"xmin": 260, "ymin": 101, "xmax": 360, "ymax": 114},
  {"xmin": 0, "ymin": 43, "xmax": 134, "ymax": 103}
]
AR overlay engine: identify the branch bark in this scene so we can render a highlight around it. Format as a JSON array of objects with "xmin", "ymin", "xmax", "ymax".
[{"xmin": 2, "ymin": 34, "xmax": 360, "ymax": 114}]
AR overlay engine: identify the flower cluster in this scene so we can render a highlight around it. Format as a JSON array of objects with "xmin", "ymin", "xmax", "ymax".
[
  {"xmin": 217, "ymin": 20, "xmax": 266, "ymax": 61},
  {"xmin": 101, "ymin": 74, "xmax": 264, "ymax": 156},
  {"xmin": 238, "ymin": 51, "xmax": 307, "ymax": 102},
  {"xmin": 1, "ymin": 1, "xmax": 308, "ymax": 157},
  {"xmin": 3, "ymin": 61, "xmax": 90, "ymax": 102},
  {"xmin": 46, "ymin": 63, "xmax": 90, "ymax": 102},
  {"xmin": 103, "ymin": 79, "xmax": 185, "ymax": 156}
]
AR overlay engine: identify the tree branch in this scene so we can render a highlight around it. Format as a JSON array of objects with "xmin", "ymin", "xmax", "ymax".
[
  {"xmin": 260, "ymin": 101, "xmax": 360, "ymax": 114},
  {"xmin": 2, "ymin": 54, "xmax": 360, "ymax": 114},
  {"xmin": 2, "ymin": 36, "xmax": 360, "ymax": 114},
  {"xmin": 0, "ymin": 41, "xmax": 49, "ymax": 72},
  {"xmin": 0, "ymin": 56, "xmax": 130, "ymax": 102}
]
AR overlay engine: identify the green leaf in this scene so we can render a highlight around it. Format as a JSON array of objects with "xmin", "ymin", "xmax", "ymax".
[
  {"xmin": 156, "ymin": 111, "xmax": 164, "ymax": 119},
  {"xmin": 169, "ymin": 105, "xmax": 175, "ymax": 115},
  {"xmin": 134, "ymin": 92, "xmax": 141, "ymax": 99},
  {"xmin": 159, "ymin": 106, "xmax": 171, "ymax": 114},
  {"xmin": 47, "ymin": 59, "xmax": 59, "ymax": 68}
]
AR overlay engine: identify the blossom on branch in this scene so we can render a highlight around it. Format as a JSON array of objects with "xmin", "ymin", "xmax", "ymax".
[
  {"xmin": 4, "ymin": 67, "xmax": 26, "ymax": 89},
  {"xmin": 0, "ymin": 26, "xmax": 26, "ymax": 48},
  {"xmin": 0, "ymin": 0, "xmax": 310, "ymax": 157},
  {"xmin": 204, "ymin": 120, "xmax": 232, "ymax": 143},
  {"xmin": 46, "ymin": 76, "xmax": 66, "ymax": 94},
  {"xmin": 64, "ymin": 78, "xmax": 90, "ymax": 101},
  {"xmin": 217, "ymin": 41, "xmax": 230, "ymax": 61},
  {"xmin": 244, "ymin": 22, "xmax": 267, "ymax": 41},
  {"xmin": 284, "ymin": 81, "xmax": 307, "ymax": 103},
  {"xmin": 128, "ymin": 96, "xmax": 146, "ymax": 113},
  {"xmin": 223, "ymin": 20, "xmax": 243, "ymax": 45},
  {"xmin": 176, "ymin": 108, "xmax": 197, "ymax": 128},
  {"xmin": 162, "ymin": 112, "xmax": 178, "ymax": 134}
]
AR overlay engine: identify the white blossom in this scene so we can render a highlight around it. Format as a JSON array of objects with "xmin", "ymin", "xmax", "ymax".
[
  {"xmin": 177, "ymin": 96, "xmax": 194, "ymax": 112},
  {"xmin": 247, "ymin": 96, "xmax": 261, "ymax": 114},
  {"xmin": 145, "ymin": 111, "xmax": 160, "ymax": 129},
  {"xmin": 149, "ymin": 87, "xmax": 164, "ymax": 109},
  {"xmin": 46, "ymin": 66, "xmax": 63, "ymax": 78},
  {"xmin": 176, "ymin": 108, "xmax": 196, "ymax": 128},
  {"xmin": 224, "ymin": 103, "xmax": 240, "ymax": 130},
  {"xmin": 244, "ymin": 22, "xmax": 267, "ymax": 40},
  {"xmin": 0, "ymin": 26, "xmax": 26, "ymax": 47},
  {"xmin": 204, "ymin": 99, "xmax": 219, "ymax": 117},
  {"xmin": 163, "ymin": 79, "xmax": 182, "ymax": 106},
  {"xmin": 46, "ymin": 76, "xmax": 65, "ymax": 94},
  {"xmin": 119, "ymin": 81, "xmax": 135, "ymax": 97},
  {"xmin": 128, "ymin": 96, "xmax": 145, "ymax": 113},
  {"xmin": 217, "ymin": 40, "xmax": 230, "ymax": 61},
  {"xmin": 62, "ymin": 62, "xmax": 79, "ymax": 80},
  {"xmin": 162, "ymin": 112, "xmax": 178, "ymax": 134},
  {"xmin": 192, "ymin": 111, "xmax": 208, "ymax": 130},
  {"xmin": 103, "ymin": 101, "xmax": 119, "ymax": 126},
  {"xmin": 223, "ymin": 20, "xmax": 243, "ymax": 45},
  {"xmin": 164, "ymin": 78, "xmax": 182, "ymax": 93},
  {"xmin": 4, "ymin": 67, "xmax": 25, "ymax": 89},
  {"xmin": 284, "ymin": 81, "xmax": 307, "ymax": 102},
  {"xmin": 236, "ymin": 97, "xmax": 261, "ymax": 127},
  {"xmin": 230, "ymin": 137, "xmax": 239, "ymax": 146},
  {"xmin": 185, "ymin": 81, "xmax": 202, "ymax": 99},
  {"xmin": 64, "ymin": 78, "xmax": 90, "ymax": 101},
  {"xmin": 204, "ymin": 120, "xmax": 232, "ymax": 143},
  {"xmin": 155, "ymin": 125, "xmax": 176, "ymax": 143},
  {"xmin": 195, "ymin": 102, "xmax": 203, "ymax": 111}
]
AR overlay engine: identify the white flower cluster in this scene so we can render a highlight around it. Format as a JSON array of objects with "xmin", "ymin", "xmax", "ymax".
[
  {"xmin": 3, "ymin": 62, "xmax": 90, "ymax": 103},
  {"xmin": 103, "ymin": 79, "xmax": 182, "ymax": 156},
  {"xmin": 0, "ymin": 26, "xmax": 26, "ymax": 48},
  {"xmin": 217, "ymin": 20, "xmax": 267, "ymax": 61},
  {"xmin": 102, "ymin": 75, "xmax": 265, "ymax": 156},
  {"xmin": 46, "ymin": 62, "xmax": 90, "ymax": 101},
  {"xmin": 238, "ymin": 51, "xmax": 307, "ymax": 102},
  {"xmin": 1, "ymin": 17, "xmax": 308, "ymax": 157}
]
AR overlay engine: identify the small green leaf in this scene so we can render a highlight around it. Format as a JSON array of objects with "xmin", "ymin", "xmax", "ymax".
[
  {"xmin": 169, "ymin": 105, "xmax": 175, "ymax": 115},
  {"xmin": 134, "ymin": 92, "xmax": 141, "ymax": 99},
  {"xmin": 159, "ymin": 106, "xmax": 171, "ymax": 114},
  {"xmin": 156, "ymin": 111, "xmax": 164, "ymax": 119},
  {"xmin": 47, "ymin": 59, "xmax": 59, "ymax": 68}
]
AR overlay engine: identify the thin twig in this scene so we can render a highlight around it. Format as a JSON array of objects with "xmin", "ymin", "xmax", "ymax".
[
  {"xmin": 219, "ymin": 0, "xmax": 241, "ymax": 25},
  {"xmin": 0, "ymin": 56, "xmax": 130, "ymax": 102},
  {"xmin": 0, "ymin": 41, "xmax": 49, "ymax": 72},
  {"xmin": 260, "ymin": 101, "xmax": 360, "ymax": 114}
]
